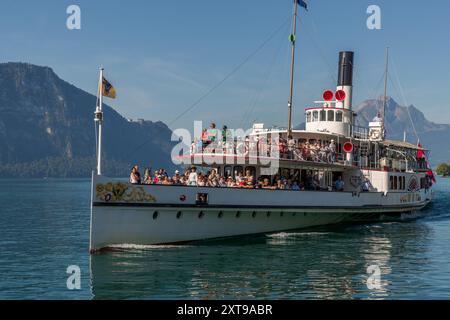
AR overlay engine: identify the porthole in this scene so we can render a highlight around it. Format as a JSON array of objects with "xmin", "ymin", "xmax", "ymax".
[
  {"xmin": 199, "ymin": 211, "xmax": 204, "ymax": 219},
  {"xmin": 267, "ymin": 211, "xmax": 271, "ymax": 217},
  {"xmin": 292, "ymin": 212, "xmax": 296, "ymax": 217},
  {"xmin": 236, "ymin": 211, "xmax": 241, "ymax": 218},
  {"xmin": 252, "ymin": 211, "xmax": 257, "ymax": 218},
  {"xmin": 153, "ymin": 211, "xmax": 159, "ymax": 220},
  {"xmin": 280, "ymin": 212, "xmax": 284, "ymax": 217},
  {"xmin": 176, "ymin": 211, "xmax": 182, "ymax": 219},
  {"xmin": 218, "ymin": 211, "xmax": 223, "ymax": 218}
]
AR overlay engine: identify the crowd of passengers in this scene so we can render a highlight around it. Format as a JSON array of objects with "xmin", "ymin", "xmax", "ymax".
[
  {"xmin": 190, "ymin": 123, "xmax": 338, "ymax": 163},
  {"xmin": 129, "ymin": 165, "xmax": 354, "ymax": 191}
]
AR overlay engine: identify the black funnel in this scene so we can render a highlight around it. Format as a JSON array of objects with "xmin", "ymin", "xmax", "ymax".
[{"xmin": 338, "ymin": 51, "xmax": 354, "ymax": 87}]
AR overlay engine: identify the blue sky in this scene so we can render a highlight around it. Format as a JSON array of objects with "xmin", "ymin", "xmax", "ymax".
[{"xmin": 1, "ymin": 0, "xmax": 449, "ymax": 129}]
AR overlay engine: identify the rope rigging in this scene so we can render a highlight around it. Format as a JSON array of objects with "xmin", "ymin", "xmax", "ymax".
[{"xmin": 129, "ymin": 15, "xmax": 291, "ymax": 157}]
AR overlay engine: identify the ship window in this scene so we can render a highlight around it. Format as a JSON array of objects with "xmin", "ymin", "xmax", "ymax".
[
  {"xmin": 153, "ymin": 211, "xmax": 159, "ymax": 220},
  {"xmin": 245, "ymin": 166, "xmax": 256, "ymax": 177},
  {"xmin": 176, "ymin": 211, "xmax": 182, "ymax": 219},
  {"xmin": 306, "ymin": 111, "xmax": 311, "ymax": 123},
  {"xmin": 312, "ymin": 111, "xmax": 319, "ymax": 122},
  {"xmin": 233, "ymin": 166, "xmax": 243, "ymax": 178},
  {"xmin": 252, "ymin": 211, "xmax": 257, "ymax": 218},
  {"xmin": 320, "ymin": 109, "xmax": 326, "ymax": 121},
  {"xmin": 394, "ymin": 176, "xmax": 398, "ymax": 190},
  {"xmin": 196, "ymin": 193, "xmax": 209, "ymax": 205},
  {"xmin": 224, "ymin": 166, "xmax": 232, "ymax": 178},
  {"xmin": 390, "ymin": 176, "xmax": 394, "ymax": 190},
  {"xmin": 328, "ymin": 110, "xmax": 335, "ymax": 121},
  {"xmin": 336, "ymin": 111, "xmax": 343, "ymax": 122}
]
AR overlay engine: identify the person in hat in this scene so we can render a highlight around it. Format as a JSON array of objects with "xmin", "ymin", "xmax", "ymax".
[{"xmin": 172, "ymin": 170, "xmax": 181, "ymax": 185}]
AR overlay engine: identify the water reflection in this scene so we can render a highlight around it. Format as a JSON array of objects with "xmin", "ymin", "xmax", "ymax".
[{"xmin": 90, "ymin": 220, "xmax": 432, "ymax": 300}]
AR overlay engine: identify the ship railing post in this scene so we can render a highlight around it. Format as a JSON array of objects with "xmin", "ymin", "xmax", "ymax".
[{"xmin": 94, "ymin": 67, "xmax": 104, "ymax": 176}]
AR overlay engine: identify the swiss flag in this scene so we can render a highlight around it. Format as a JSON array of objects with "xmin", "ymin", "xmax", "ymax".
[{"xmin": 417, "ymin": 143, "xmax": 426, "ymax": 159}]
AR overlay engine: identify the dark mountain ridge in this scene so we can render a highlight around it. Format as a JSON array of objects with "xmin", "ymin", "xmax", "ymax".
[{"xmin": 0, "ymin": 62, "xmax": 176, "ymax": 178}]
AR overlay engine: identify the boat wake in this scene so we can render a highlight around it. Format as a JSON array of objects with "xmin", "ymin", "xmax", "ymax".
[
  {"xmin": 267, "ymin": 231, "xmax": 331, "ymax": 239},
  {"xmin": 106, "ymin": 243, "xmax": 193, "ymax": 251}
]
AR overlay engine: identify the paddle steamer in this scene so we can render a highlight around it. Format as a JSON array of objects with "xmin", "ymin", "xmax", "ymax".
[{"xmin": 89, "ymin": 1, "xmax": 434, "ymax": 252}]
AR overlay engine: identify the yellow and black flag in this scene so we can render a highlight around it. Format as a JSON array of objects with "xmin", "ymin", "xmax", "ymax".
[{"xmin": 102, "ymin": 77, "xmax": 117, "ymax": 99}]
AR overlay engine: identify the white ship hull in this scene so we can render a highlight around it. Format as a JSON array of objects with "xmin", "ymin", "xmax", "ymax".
[{"xmin": 90, "ymin": 175, "xmax": 432, "ymax": 252}]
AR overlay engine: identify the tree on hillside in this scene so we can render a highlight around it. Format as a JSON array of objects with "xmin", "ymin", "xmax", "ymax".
[{"xmin": 436, "ymin": 163, "xmax": 450, "ymax": 176}]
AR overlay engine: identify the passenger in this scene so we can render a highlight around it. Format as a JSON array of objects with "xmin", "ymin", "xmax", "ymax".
[
  {"xmin": 318, "ymin": 143, "xmax": 327, "ymax": 162},
  {"xmin": 208, "ymin": 169, "xmax": 219, "ymax": 187},
  {"xmin": 335, "ymin": 176, "xmax": 345, "ymax": 191},
  {"xmin": 172, "ymin": 170, "xmax": 182, "ymax": 185},
  {"xmin": 261, "ymin": 178, "xmax": 272, "ymax": 189},
  {"xmin": 303, "ymin": 142, "xmax": 311, "ymax": 161},
  {"xmin": 160, "ymin": 169, "xmax": 168, "ymax": 179},
  {"xmin": 209, "ymin": 123, "xmax": 218, "ymax": 141},
  {"xmin": 292, "ymin": 181, "xmax": 300, "ymax": 191},
  {"xmin": 197, "ymin": 174, "xmax": 206, "ymax": 187},
  {"xmin": 153, "ymin": 170, "xmax": 161, "ymax": 184},
  {"xmin": 361, "ymin": 178, "xmax": 372, "ymax": 192},
  {"xmin": 222, "ymin": 125, "xmax": 230, "ymax": 143},
  {"xmin": 143, "ymin": 168, "xmax": 152, "ymax": 184},
  {"xmin": 245, "ymin": 169, "xmax": 254, "ymax": 186},
  {"xmin": 187, "ymin": 167, "xmax": 198, "ymax": 186},
  {"xmin": 218, "ymin": 176, "xmax": 227, "ymax": 187},
  {"xmin": 201, "ymin": 128, "xmax": 208, "ymax": 148},
  {"xmin": 287, "ymin": 135, "xmax": 296, "ymax": 159},
  {"xmin": 129, "ymin": 165, "xmax": 141, "ymax": 184},
  {"xmin": 328, "ymin": 139, "xmax": 336, "ymax": 163},
  {"xmin": 226, "ymin": 177, "xmax": 236, "ymax": 188},
  {"xmin": 236, "ymin": 171, "xmax": 245, "ymax": 186},
  {"xmin": 162, "ymin": 176, "xmax": 172, "ymax": 185},
  {"xmin": 276, "ymin": 179, "xmax": 285, "ymax": 190},
  {"xmin": 286, "ymin": 179, "xmax": 293, "ymax": 190}
]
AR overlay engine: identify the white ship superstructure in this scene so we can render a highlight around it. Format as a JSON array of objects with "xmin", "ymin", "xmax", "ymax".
[{"xmin": 89, "ymin": 2, "xmax": 434, "ymax": 253}]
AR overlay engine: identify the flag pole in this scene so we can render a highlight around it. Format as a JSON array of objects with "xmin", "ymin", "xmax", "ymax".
[
  {"xmin": 95, "ymin": 67, "xmax": 104, "ymax": 175},
  {"xmin": 382, "ymin": 47, "xmax": 389, "ymax": 138},
  {"xmin": 287, "ymin": 0, "xmax": 299, "ymax": 138}
]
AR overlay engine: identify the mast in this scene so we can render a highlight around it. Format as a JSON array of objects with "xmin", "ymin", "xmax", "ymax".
[
  {"xmin": 287, "ymin": 0, "xmax": 299, "ymax": 137},
  {"xmin": 94, "ymin": 67, "xmax": 104, "ymax": 175},
  {"xmin": 382, "ymin": 47, "xmax": 389, "ymax": 128}
]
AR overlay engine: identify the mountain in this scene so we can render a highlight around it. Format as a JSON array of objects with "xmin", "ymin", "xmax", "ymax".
[
  {"xmin": 0, "ymin": 62, "xmax": 176, "ymax": 178},
  {"xmin": 355, "ymin": 97, "xmax": 450, "ymax": 165}
]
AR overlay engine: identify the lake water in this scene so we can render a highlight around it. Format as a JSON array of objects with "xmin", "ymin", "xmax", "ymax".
[{"xmin": 0, "ymin": 178, "xmax": 449, "ymax": 300}]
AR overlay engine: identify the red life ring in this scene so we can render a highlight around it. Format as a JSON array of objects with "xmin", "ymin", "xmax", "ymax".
[{"xmin": 343, "ymin": 142, "xmax": 353, "ymax": 153}]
